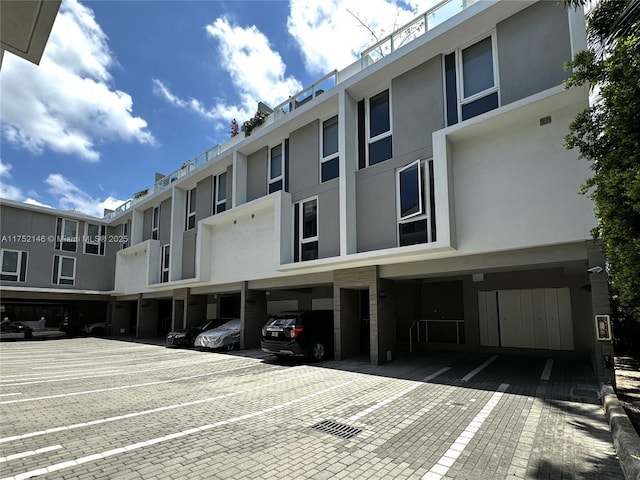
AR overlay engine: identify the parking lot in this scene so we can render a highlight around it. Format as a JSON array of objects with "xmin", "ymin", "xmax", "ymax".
[{"xmin": 0, "ymin": 338, "xmax": 623, "ymax": 480}]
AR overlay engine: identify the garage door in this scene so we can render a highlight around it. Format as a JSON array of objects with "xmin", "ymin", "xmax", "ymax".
[{"xmin": 478, "ymin": 288, "xmax": 574, "ymax": 350}]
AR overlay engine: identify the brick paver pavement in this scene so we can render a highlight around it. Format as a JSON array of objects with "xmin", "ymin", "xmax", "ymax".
[{"xmin": 0, "ymin": 338, "xmax": 623, "ymax": 479}]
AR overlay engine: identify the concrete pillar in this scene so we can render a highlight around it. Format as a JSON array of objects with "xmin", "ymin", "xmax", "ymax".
[
  {"xmin": 587, "ymin": 240, "xmax": 615, "ymax": 386},
  {"xmin": 334, "ymin": 266, "xmax": 395, "ymax": 365},
  {"xmin": 335, "ymin": 288, "xmax": 360, "ymax": 360},
  {"xmin": 138, "ymin": 298, "xmax": 158, "ymax": 338},
  {"xmin": 376, "ymin": 278, "xmax": 396, "ymax": 364},
  {"xmin": 111, "ymin": 301, "xmax": 131, "ymax": 336},
  {"xmin": 173, "ymin": 288, "xmax": 188, "ymax": 330},
  {"xmin": 241, "ymin": 282, "xmax": 266, "ymax": 349}
]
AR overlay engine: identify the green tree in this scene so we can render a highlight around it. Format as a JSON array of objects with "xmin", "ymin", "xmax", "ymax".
[{"xmin": 564, "ymin": 0, "xmax": 640, "ymax": 315}]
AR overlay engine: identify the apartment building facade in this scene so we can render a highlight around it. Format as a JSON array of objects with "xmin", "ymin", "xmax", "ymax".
[{"xmin": 0, "ymin": 1, "xmax": 615, "ymax": 381}]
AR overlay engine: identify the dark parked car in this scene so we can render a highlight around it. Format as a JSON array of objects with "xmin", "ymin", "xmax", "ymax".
[
  {"xmin": 261, "ymin": 310, "xmax": 333, "ymax": 361},
  {"xmin": 1, "ymin": 319, "xmax": 33, "ymax": 338},
  {"xmin": 166, "ymin": 319, "xmax": 230, "ymax": 348},
  {"xmin": 194, "ymin": 319, "xmax": 241, "ymax": 351}
]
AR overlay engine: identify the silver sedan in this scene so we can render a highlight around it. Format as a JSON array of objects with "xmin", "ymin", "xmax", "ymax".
[{"xmin": 194, "ymin": 319, "xmax": 241, "ymax": 351}]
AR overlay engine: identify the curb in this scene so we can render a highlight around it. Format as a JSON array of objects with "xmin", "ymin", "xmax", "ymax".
[{"xmin": 601, "ymin": 384, "xmax": 640, "ymax": 480}]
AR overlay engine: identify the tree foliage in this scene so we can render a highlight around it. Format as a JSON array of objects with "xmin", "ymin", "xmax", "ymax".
[{"xmin": 564, "ymin": 0, "xmax": 640, "ymax": 315}]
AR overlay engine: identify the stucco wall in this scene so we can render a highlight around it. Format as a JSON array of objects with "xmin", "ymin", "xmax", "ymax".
[
  {"xmin": 497, "ymin": 2, "xmax": 572, "ymax": 106},
  {"xmin": 451, "ymin": 102, "xmax": 595, "ymax": 255}
]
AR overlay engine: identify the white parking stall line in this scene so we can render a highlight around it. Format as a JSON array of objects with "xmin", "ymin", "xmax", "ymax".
[
  {"xmin": 0, "ymin": 445, "xmax": 62, "ymax": 463},
  {"xmin": 460, "ymin": 355, "xmax": 498, "ymax": 383},
  {"xmin": 0, "ymin": 370, "xmax": 317, "ymax": 444},
  {"xmin": 421, "ymin": 383, "xmax": 510, "ymax": 480},
  {"xmin": 0, "ymin": 379, "xmax": 360, "ymax": 480},
  {"xmin": 0, "ymin": 356, "xmax": 256, "ymax": 387},
  {"xmin": 0, "ymin": 363, "xmax": 273, "ymax": 405},
  {"xmin": 348, "ymin": 367, "xmax": 450, "ymax": 422},
  {"xmin": 540, "ymin": 359, "xmax": 553, "ymax": 381},
  {"xmin": 0, "ymin": 393, "xmax": 21, "ymax": 398}
]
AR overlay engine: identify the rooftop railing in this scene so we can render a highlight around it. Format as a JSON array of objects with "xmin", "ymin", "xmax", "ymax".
[
  {"xmin": 105, "ymin": 0, "xmax": 476, "ymax": 220},
  {"xmin": 153, "ymin": 144, "xmax": 224, "ymax": 191},
  {"xmin": 361, "ymin": 0, "xmax": 477, "ymax": 67},
  {"xmin": 272, "ymin": 70, "xmax": 339, "ymax": 121}
]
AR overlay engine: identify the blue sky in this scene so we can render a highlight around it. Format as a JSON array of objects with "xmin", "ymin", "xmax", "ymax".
[{"xmin": 1, "ymin": 0, "xmax": 435, "ymax": 217}]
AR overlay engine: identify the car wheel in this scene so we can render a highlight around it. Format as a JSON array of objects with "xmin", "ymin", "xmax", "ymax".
[
  {"xmin": 224, "ymin": 342, "xmax": 236, "ymax": 352},
  {"xmin": 309, "ymin": 342, "xmax": 326, "ymax": 361}
]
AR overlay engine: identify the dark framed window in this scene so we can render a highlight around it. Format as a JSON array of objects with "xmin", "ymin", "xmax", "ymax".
[
  {"xmin": 294, "ymin": 197, "xmax": 318, "ymax": 262},
  {"xmin": 161, "ymin": 244, "xmax": 170, "ymax": 283},
  {"xmin": 397, "ymin": 159, "xmax": 436, "ymax": 247},
  {"xmin": 152, "ymin": 206, "xmax": 160, "ymax": 240},
  {"xmin": 367, "ymin": 89, "xmax": 392, "ymax": 166},
  {"xmin": 121, "ymin": 222, "xmax": 129, "ymax": 250},
  {"xmin": 52, "ymin": 255, "xmax": 75, "ymax": 285},
  {"xmin": 269, "ymin": 140, "xmax": 288, "ymax": 193},
  {"xmin": 445, "ymin": 34, "xmax": 499, "ymax": 126},
  {"xmin": 55, "ymin": 218, "xmax": 78, "ymax": 252},
  {"xmin": 1, "ymin": 249, "xmax": 27, "ymax": 282},
  {"xmin": 214, "ymin": 172, "xmax": 227, "ymax": 214},
  {"xmin": 321, "ymin": 115, "xmax": 339, "ymax": 182},
  {"xmin": 186, "ymin": 188, "xmax": 196, "ymax": 231},
  {"xmin": 84, "ymin": 223, "xmax": 106, "ymax": 255}
]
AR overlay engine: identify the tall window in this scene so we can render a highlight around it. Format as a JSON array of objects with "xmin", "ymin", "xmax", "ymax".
[
  {"xmin": 396, "ymin": 159, "xmax": 436, "ymax": 247},
  {"xmin": 84, "ymin": 223, "xmax": 106, "ymax": 255},
  {"xmin": 367, "ymin": 89, "xmax": 393, "ymax": 166},
  {"xmin": 186, "ymin": 188, "xmax": 196, "ymax": 230},
  {"xmin": 1, "ymin": 249, "xmax": 27, "ymax": 282},
  {"xmin": 52, "ymin": 255, "xmax": 75, "ymax": 285},
  {"xmin": 294, "ymin": 197, "xmax": 318, "ymax": 262},
  {"xmin": 161, "ymin": 244, "xmax": 170, "ymax": 283},
  {"xmin": 121, "ymin": 222, "xmax": 129, "ymax": 250},
  {"xmin": 152, "ymin": 206, "xmax": 160, "ymax": 240},
  {"xmin": 321, "ymin": 116, "xmax": 339, "ymax": 182},
  {"xmin": 55, "ymin": 218, "xmax": 78, "ymax": 252},
  {"xmin": 268, "ymin": 140, "xmax": 288, "ymax": 193},
  {"xmin": 214, "ymin": 172, "xmax": 227, "ymax": 214},
  {"xmin": 445, "ymin": 34, "xmax": 499, "ymax": 126}
]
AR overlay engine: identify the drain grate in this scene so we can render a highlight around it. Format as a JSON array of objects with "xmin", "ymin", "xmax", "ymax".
[
  {"xmin": 571, "ymin": 388, "xmax": 600, "ymax": 400},
  {"xmin": 312, "ymin": 420, "xmax": 362, "ymax": 439}
]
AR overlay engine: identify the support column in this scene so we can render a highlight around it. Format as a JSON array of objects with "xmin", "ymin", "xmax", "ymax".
[
  {"xmin": 111, "ymin": 301, "xmax": 131, "ymax": 336},
  {"xmin": 173, "ymin": 288, "xmax": 189, "ymax": 330},
  {"xmin": 241, "ymin": 282, "xmax": 266, "ymax": 349},
  {"xmin": 587, "ymin": 241, "xmax": 615, "ymax": 386},
  {"xmin": 138, "ymin": 297, "xmax": 158, "ymax": 338},
  {"xmin": 334, "ymin": 266, "xmax": 396, "ymax": 365}
]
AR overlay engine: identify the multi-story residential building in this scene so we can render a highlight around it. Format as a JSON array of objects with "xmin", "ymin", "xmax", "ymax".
[{"xmin": 0, "ymin": 1, "xmax": 615, "ymax": 382}]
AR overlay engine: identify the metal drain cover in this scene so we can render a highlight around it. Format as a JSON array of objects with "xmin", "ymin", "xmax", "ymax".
[
  {"xmin": 312, "ymin": 420, "xmax": 362, "ymax": 439},
  {"xmin": 571, "ymin": 388, "xmax": 600, "ymax": 399}
]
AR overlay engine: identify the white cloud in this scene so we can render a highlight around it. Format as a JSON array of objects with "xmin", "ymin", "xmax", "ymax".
[
  {"xmin": 0, "ymin": 0, "xmax": 155, "ymax": 162},
  {"xmin": 1, "ymin": 160, "xmax": 117, "ymax": 214},
  {"xmin": 152, "ymin": 79, "xmax": 219, "ymax": 121},
  {"xmin": 205, "ymin": 17, "xmax": 303, "ymax": 111},
  {"xmin": 153, "ymin": 1, "xmax": 442, "ymax": 131},
  {"xmin": 0, "ymin": 160, "xmax": 22, "ymax": 201},
  {"xmin": 154, "ymin": 16, "xmax": 303, "ymax": 131},
  {"xmin": 287, "ymin": 0, "xmax": 422, "ymax": 75},
  {"xmin": 24, "ymin": 198, "xmax": 53, "ymax": 208},
  {"xmin": 45, "ymin": 173, "xmax": 126, "ymax": 217}
]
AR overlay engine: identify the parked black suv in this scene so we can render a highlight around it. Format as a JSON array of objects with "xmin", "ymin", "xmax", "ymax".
[{"xmin": 261, "ymin": 310, "xmax": 333, "ymax": 361}]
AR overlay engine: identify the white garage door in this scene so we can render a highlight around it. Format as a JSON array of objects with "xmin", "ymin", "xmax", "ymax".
[{"xmin": 478, "ymin": 288, "xmax": 574, "ymax": 350}]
